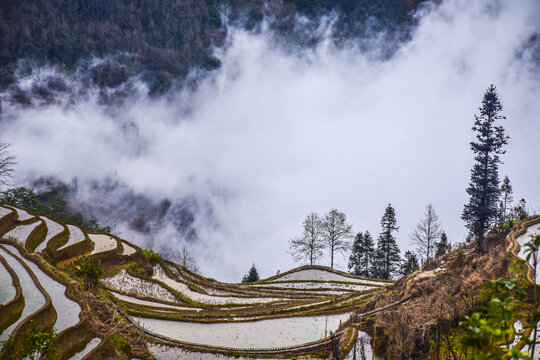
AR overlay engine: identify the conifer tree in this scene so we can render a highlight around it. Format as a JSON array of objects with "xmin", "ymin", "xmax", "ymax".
[
  {"xmin": 373, "ymin": 204, "xmax": 401, "ymax": 279},
  {"xmin": 401, "ymin": 250, "xmax": 419, "ymax": 275},
  {"xmin": 435, "ymin": 231, "xmax": 450, "ymax": 257},
  {"xmin": 348, "ymin": 231, "xmax": 375, "ymax": 277},
  {"xmin": 462, "ymin": 85, "xmax": 508, "ymax": 253},
  {"xmin": 321, "ymin": 209, "xmax": 353, "ymax": 269},
  {"xmin": 241, "ymin": 263, "xmax": 260, "ymax": 283}
]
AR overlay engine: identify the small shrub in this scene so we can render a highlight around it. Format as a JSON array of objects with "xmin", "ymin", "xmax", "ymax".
[
  {"xmin": 110, "ymin": 334, "xmax": 131, "ymax": 354},
  {"xmin": 142, "ymin": 249, "xmax": 162, "ymax": 262},
  {"xmin": 502, "ymin": 220, "xmax": 515, "ymax": 230},
  {"xmin": 72, "ymin": 257, "xmax": 103, "ymax": 291},
  {"xmin": 0, "ymin": 321, "xmax": 58, "ymax": 360}
]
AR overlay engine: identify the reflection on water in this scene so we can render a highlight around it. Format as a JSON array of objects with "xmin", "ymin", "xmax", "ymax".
[{"xmin": 343, "ymin": 332, "xmax": 380, "ymax": 360}]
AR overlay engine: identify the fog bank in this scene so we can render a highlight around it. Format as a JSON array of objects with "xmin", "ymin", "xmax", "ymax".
[{"xmin": 1, "ymin": 0, "xmax": 539, "ymax": 281}]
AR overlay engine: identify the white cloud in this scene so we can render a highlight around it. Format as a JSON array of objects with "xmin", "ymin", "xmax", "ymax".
[{"xmin": 1, "ymin": 0, "xmax": 539, "ymax": 281}]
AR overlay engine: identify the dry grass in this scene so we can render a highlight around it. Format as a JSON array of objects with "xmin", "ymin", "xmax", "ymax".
[{"xmin": 354, "ymin": 230, "xmax": 512, "ymax": 359}]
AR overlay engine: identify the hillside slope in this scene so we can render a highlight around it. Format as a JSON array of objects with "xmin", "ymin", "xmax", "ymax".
[
  {"xmin": 0, "ymin": 0, "xmax": 425, "ymax": 96},
  {"xmin": 0, "ymin": 203, "xmax": 538, "ymax": 359}
]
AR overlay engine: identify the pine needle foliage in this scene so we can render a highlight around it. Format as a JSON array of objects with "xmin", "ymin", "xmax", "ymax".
[
  {"xmin": 348, "ymin": 231, "xmax": 375, "ymax": 277},
  {"xmin": 241, "ymin": 263, "xmax": 260, "ymax": 283},
  {"xmin": 373, "ymin": 204, "xmax": 401, "ymax": 279},
  {"xmin": 462, "ymin": 85, "xmax": 509, "ymax": 253}
]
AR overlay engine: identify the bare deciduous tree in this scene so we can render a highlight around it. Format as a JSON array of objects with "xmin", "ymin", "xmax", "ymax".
[
  {"xmin": 176, "ymin": 244, "xmax": 200, "ymax": 273},
  {"xmin": 289, "ymin": 212, "xmax": 324, "ymax": 265},
  {"xmin": 410, "ymin": 204, "xmax": 442, "ymax": 265},
  {"xmin": 321, "ymin": 209, "xmax": 353, "ymax": 269},
  {"xmin": 0, "ymin": 142, "xmax": 16, "ymax": 187}
]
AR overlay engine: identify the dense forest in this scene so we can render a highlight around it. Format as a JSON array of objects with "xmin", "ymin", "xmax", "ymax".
[{"xmin": 0, "ymin": 0, "xmax": 424, "ymax": 95}]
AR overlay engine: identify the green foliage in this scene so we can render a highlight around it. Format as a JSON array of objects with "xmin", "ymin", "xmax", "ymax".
[
  {"xmin": 348, "ymin": 231, "xmax": 375, "ymax": 277},
  {"xmin": 142, "ymin": 249, "xmax": 162, "ymax": 262},
  {"xmin": 0, "ymin": 187, "xmax": 39, "ymax": 210},
  {"xmin": 435, "ymin": 231, "xmax": 451, "ymax": 257},
  {"xmin": 72, "ymin": 257, "xmax": 103, "ymax": 291},
  {"xmin": 0, "ymin": 0, "xmax": 225, "ymax": 92},
  {"xmin": 523, "ymin": 235, "xmax": 540, "ymax": 268},
  {"xmin": 457, "ymin": 279, "xmax": 531, "ymax": 359},
  {"xmin": 400, "ymin": 250, "xmax": 419, "ymax": 275},
  {"xmin": 431, "ymin": 275, "xmax": 540, "ymax": 360},
  {"xmin": 372, "ymin": 203, "xmax": 401, "ymax": 280},
  {"xmin": 462, "ymin": 85, "xmax": 508, "ymax": 253},
  {"xmin": 0, "ymin": 186, "xmax": 111, "ymax": 232},
  {"xmin": 0, "ymin": 0, "xmax": 420, "ymax": 94},
  {"xmin": 110, "ymin": 334, "xmax": 131, "ymax": 354},
  {"xmin": 0, "ymin": 321, "xmax": 57, "ymax": 359},
  {"xmin": 522, "ymin": 234, "xmax": 540, "ymax": 357},
  {"xmin": 512, "ymin": 198, "xmax": 529, "ymax": 221},
  {"xmin": 241, "ymin": 263, "xmax": 260, "ymax": 283},
  {"xmin": 502, "ymin": 220, "xmax": 516, "ymax": 230},
  {"xmin": 0, "ymin": 335, "xmax": 15, "ymax": 358}
]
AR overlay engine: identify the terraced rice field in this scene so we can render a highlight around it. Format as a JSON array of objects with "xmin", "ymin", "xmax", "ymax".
[
  {"xmin": 0, "ymin": 203, "xmax": 394, "ymax": 359},
  {"xmin": 0, "ymin": 247, "xmax": 46, "ymax": 341},
  {"xmin": 152, "ymin": 265, "xmax": 287, "ymax": 305},
  {"xmin": 70, "ymin": 337, "xmax": 102, "ymax": 360},
  {"xmin": 6, "ymin": 206, "xmax": 35, "ymax": 221},
  {"xmin": 121, "ymin": 241, "xmax": 137, "ymax": 255},
  {"xmin": 0, "ymin": 259, "xmax": 16, "ymax": 304},
  {"xmin": 271, "ymin": 268, "xmax": 390, "ymax": 285},
  {"xmin": 35, "ymin": 216, "xmax": 64, "ymax": 253},
  {"xmin": 3, "ymin": 244, "xmax": 81, "ymax": 333},
  {"xmin": 0, "ymin": 206, "xmax": 12, "ymax": 219},
  {"xmin": 254, "ymin": 281, "xmax": 376, "ymax": 292},
  {"xmin": 516, "ymin": 222, "xmax": 540, "ymax": 284},
  {"xmin": 102, "ymin": 269, "xmax": 180, "ymax": 303},
  {"xmin": 134, "ymin": 312, "xmax": 350, "ymax": 348},
  {"xmin": 3, "ymin": 221, "xmax": 41, "ymax": 244},
  {"xmin": 89, "ymin": 233, "xmax": 118, "ymax": 254},
  {"xmin": 57, "ymin": 224, "xmax": 86, "ymax": 250},
  {"xmin": 111, "ymin": 291, "xmax": 201, "ymax": 311},
  {"xmin": 2, "ymin": 203, "xmax": 538, "ymax": 359}
]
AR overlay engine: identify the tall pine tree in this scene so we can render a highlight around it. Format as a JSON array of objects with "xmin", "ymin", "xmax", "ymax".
[
  {"xmin": 462, "ymin": 85, "xmax": 508, "ymax": 253},
  {"xmin": 348, "ymin": 231, "xmax": 375, "ymax": 277},
  {"xmin": 373, "ymin": 204, "xmax": 401, "ymax": 279}
]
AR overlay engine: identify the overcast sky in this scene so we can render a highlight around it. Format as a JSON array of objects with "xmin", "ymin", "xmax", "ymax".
[{"xmin": 2, "ymin": 0, "xmax": 539, "ymax": 281}]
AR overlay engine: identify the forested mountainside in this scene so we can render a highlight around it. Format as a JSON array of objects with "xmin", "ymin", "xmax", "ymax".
[{"xmin": 0, "ymin": 0, "xmax": 425, "ymax": 95}]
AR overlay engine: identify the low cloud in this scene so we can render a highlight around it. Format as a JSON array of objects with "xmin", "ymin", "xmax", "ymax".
[{"xmin": 1, "ymin": 0, "xmax": 539, "ymax": 281}]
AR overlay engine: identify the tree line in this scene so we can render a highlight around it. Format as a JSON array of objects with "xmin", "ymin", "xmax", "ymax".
[
  {"xmin": 288, "ymin": 84, "xmax": 533, "ymax": 281},
  {"xmin": 0, "ymin": 0, "xmax": 422, "ymax": 95},
  {"xmin": 289, "ymin": 203, "xmax": 452, "ymax": 280},
  {"xmin": 289, "ymin": 204, "xmax": 399, "ymax": 280}
]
